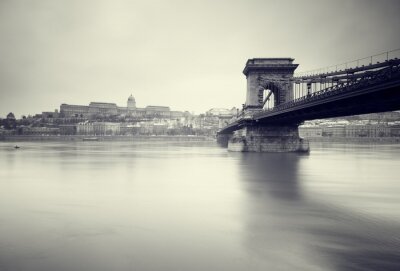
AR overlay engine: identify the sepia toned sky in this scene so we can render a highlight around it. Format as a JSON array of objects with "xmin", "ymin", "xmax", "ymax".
[{"xmin": 1, "ymin": 0, "xmax": 400, "ymax": 117}]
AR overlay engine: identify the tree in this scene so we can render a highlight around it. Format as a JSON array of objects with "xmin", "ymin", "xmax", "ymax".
[
  {"xmin": 6, "ymin": 112, "xmax": 15, "ymax": 120},
  {"xmin": 4, "ymin": 112, "xmax": 16, "ymax": 129}
]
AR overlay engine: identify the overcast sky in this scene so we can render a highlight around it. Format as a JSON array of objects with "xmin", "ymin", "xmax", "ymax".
[{"xmin": 1, "ymin": 0, "xmax": 400, "ymax": 117}]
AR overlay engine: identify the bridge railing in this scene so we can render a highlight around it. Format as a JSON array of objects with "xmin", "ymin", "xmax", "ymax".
[
  {"xmin": 290, "ymin": 57, "xmax": 400, "ymax": 100},
  {"xmin": 252, "ymin": 60, "xmax": 400, "ymax": 120},
  {"xmin": 294, "ymin": 49, "xmax": 400, "ymax": 78}
]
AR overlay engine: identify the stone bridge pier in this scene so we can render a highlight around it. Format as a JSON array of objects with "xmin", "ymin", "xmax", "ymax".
[
  {"xmin": 227, "ymin": 125, "xmax": 309, "ymax": 152},
  {"xmin": 224, "ymin": 58, "xmax": 309, "ymax": 152}
]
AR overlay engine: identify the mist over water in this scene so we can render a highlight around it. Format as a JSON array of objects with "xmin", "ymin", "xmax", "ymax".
[{"xmin": 0, "ymin": 141, "xmax": 399, "ymax": 271}]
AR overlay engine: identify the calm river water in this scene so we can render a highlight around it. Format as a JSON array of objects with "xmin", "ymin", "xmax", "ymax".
[{"xmin": 0, "ymin": 141, "xmax": 399, "ymax": 271}]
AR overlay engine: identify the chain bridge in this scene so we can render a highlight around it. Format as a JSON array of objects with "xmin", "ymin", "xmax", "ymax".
[{"xmin": 217, "ymin": 50, "xmax": 400, "ymax": 152}]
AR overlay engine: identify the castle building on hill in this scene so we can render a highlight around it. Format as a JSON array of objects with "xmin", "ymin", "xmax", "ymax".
[{"xmin": 60, "ymin": 95, "xmax": 185, "ymax": 119}]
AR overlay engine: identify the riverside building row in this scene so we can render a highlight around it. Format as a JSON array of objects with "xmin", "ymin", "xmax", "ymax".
[
  {"xmin": 0, "ymin": 94, "xmax": 239, "ymax": 136},
  {"xmin": 59, "ymin": 95, "xmax": 185, "ymax": 119},
  {"xmin": 299, "ymin": 124, "xmax": 400, "ymax": 138}
]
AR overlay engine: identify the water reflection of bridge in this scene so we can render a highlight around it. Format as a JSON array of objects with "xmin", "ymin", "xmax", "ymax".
[{"xmin": 217, "ymin": 50, "xmax": 400, "ymax": 152}]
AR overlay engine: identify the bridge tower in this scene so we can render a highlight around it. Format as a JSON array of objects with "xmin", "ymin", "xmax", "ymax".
[
  {"xmin": 222, "ymin": 57, "xmax": 309, "ymax": 152},
  {"xmin": 243, "ymin": 58, "xmax": 298, "ymax": 112}
]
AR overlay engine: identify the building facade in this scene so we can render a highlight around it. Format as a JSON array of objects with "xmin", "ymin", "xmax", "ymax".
[
  {"xmin": 77, "ymin": 122, "xmax": 121, "ymax": 136},
  {"xmin": 300, "ymin": 124, "xmax": 396, "ymax": 138},
  {"xmin": 60, "ymin": 95, "xmax": 184, "ymax": 119}
]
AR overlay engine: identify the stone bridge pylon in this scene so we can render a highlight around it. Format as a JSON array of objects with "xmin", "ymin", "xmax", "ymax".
[{"xmin": 222, "ymin": 58, "xmax": 309, "ymax": 152}]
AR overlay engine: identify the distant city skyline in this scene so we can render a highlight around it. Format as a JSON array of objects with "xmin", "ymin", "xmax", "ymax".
[{"xmin": 1, "ymin": 0, "xmax": 400, "ymax": 117}]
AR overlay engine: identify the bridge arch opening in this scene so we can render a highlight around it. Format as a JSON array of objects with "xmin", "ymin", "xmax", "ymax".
[
  {"xmin": 262, "ymin": 88, "xmax": 275, "ymax": 109},
  {"xmin": 259, "ymin": 82, "xmax": 281, "ymax": 110}
]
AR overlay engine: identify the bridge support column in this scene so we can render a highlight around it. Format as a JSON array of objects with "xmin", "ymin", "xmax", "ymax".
[
  {"xmin": 216, "ymin": 133, "xmax": 231, "ymax": 148},
  {"xmin": 227, "ymin": 125, "xmax": 309, "ymax": 152}
]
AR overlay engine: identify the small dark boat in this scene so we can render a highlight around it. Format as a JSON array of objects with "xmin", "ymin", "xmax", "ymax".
[{"xmin": 14, "ymin": 145, "xmax": 20, "ymax": 149}]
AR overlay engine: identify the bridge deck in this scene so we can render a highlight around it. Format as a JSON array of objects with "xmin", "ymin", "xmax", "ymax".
[{"xmin": 219, "ymin": 59, "xmax": 400, "ymax": 134}]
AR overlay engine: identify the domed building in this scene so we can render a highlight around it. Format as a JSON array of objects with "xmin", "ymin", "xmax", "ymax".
[{"xmin": 127, "ymin": 94, "xmax": 136, "ymax": 111}]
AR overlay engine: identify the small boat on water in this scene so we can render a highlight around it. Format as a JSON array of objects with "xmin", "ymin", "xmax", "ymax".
[
  {"xmin": 83, "ymin": 137, "xmax": 99, "ymax": 141},
  {"xmin": 14, "ymin": 145, "xmax": 20, "ymax": 149}
]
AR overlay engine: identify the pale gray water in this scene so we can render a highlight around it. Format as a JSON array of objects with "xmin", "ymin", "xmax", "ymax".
[{"xmin": 0, "ymin": 141, "xmax": 399, "ymax": 271}]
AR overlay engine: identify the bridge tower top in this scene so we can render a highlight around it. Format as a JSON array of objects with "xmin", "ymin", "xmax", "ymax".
[
  {"xmin": 243, "ymin": 58, "xmax": 297, "ymax": 75},
  {"xmin": 243, "ymin": 58, "xmax": 298, "ymax": 112}
]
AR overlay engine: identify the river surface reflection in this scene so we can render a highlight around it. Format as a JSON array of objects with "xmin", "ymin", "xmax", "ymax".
[{"xmin": 0, "ymin": 141, "xmax": 399, "ymax": 271}]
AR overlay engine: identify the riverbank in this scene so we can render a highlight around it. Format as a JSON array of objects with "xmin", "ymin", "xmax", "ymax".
[
  {"xmin": 305, "ymin": 136, "xmax": 400, "ymax": 143},
  {"xmin": 0, "ymin": 135, "xmax": 215, "ymax": 142},
  {"xmin": 2, "ymin": 135, "xmax": 399, "ymax": 144}
]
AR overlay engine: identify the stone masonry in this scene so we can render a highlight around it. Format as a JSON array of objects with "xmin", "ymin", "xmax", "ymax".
[
  {"xmin": 224, "ymin": 58, "xmax": 309, "ymax": 152},
  {"xmin": 243, "ymin": 58, "xmax": 298, "ymax": 109},
  {"xmin": 227, "ymin": 125, "xmax": 309, "ymax": 152}
]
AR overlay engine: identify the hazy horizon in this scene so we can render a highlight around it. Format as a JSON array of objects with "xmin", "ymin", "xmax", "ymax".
[{"xmin": 1, "ymin": 0, "xmax": 400, "ymax": 118}]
